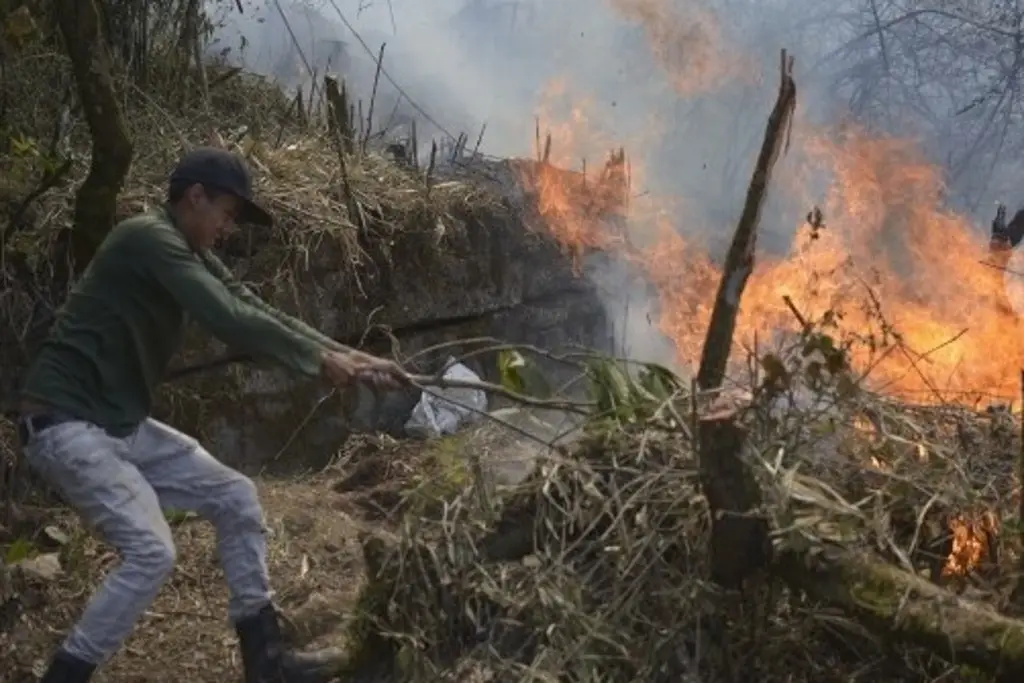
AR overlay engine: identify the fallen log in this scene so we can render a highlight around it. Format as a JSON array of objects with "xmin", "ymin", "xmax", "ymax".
[
  {"xmin": 775, "ymin": 545, "xmax": 1024, "ymax": 681},
  {"xmin": 691, "ymin": 404, "xmax": 1024, "ymax": 678},
  {"xmin": 696, "ymin": 401, "xmax": 1024, "ymax": 676}
]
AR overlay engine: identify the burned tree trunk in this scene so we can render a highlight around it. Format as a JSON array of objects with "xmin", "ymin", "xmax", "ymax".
[
  {"xmin": 693, "ymin": 50, "xmax": 796, "ymax": 588},
  {"xmin": 54, "ymin": 0, "xmax": 133, "ymax": 272},
  {"xmin": 324, "ymin": 76, "xmax": 354, "ymax": 155},
  {"xmin": 698, "ymin": 413, "xmax": 771, "ymax": 587},
  {"xmin": 696, "ymin": 50, "xmax": 796, "ymax": 390}
]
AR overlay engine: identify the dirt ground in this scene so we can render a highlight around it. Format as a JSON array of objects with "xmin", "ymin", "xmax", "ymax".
[{"xmin": 0, "ymin": 435, "xmax": 432, "ymax": 683}]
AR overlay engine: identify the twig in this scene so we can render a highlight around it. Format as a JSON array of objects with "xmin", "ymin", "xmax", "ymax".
[
  {"xmin": 265, "ymin": 371, "xmax": 591, "ymax": 467},
  {"xmin": 267, "ymin": 389, "xmax": 338, "ymax": 464},
  {"xmin": 274, "ymin": 89, "xmax": 301, "ymax": 149},
  {"xmin": 471, "ymin": 122, "xmax": 487, "ymax": 159},
  {"xmin": 362, "ymin": 42, "xmax": 386, "ymax": 153},
  {"xmin": 400, "ymin": 336, "xmax": 585, "ymax": 371},
  {"xmin": 535, "ymin": 117, "xmax": 541, "ymax": 162},
  {"xmin": 782, "ymin": 294, "xmax": 809, "ymax": 331},
  {"xmin": 271, "ymin": 0, "xmax": 320, "ymax": 105},
  {"xmin": 408, "ymin": 374, "xmax": 593, "ymax": 414},
  {"xmin": 3, "ymin": 158, "xmax": 73, "ymax": 238},
  {"xmin": 425, "ymin": 139, "xmax": 437, "ymax": 191},
  {"xmin": 325, "ymin": 0, "xmax": 457, "ymax": 142}
]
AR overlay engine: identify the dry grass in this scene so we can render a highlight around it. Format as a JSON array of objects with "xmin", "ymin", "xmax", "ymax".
[
  {"xmin": 344, "ymin": 333, "xmax": 1023, "ymax": 683},
  {"xmin": 1, "ymin": 46, "xmax": 506, "ymax": 278},
  {"xmin": 332, "ymin": 415, "xmax": 545, "ymax": 523}
]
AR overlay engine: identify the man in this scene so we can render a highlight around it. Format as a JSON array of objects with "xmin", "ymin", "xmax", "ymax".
[{"xmin": 17, "ymin": 147, "xmax": 409, "ymax": 683}]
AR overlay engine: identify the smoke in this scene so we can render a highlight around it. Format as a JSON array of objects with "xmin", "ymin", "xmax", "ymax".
[
  {"xmin": 208, "ymin": 0, "xmax": 1011, "ymax": 370},
  {"xmin": 210, "ymin": 1, "xmax": 835, "ymax": 209}
]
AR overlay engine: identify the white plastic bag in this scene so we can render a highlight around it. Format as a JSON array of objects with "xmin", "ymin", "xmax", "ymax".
[{"xmin": 404, "ymin": 358, "xmax": 487, "ymax": 438}]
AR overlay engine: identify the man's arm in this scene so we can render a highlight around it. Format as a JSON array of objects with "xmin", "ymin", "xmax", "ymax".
[
  {"xmin": 138, "ymin": 227, "xmax": 326, "ymax": 376},
  {"xmin": 201, "ymin": 249, "xmax": 351, "ymax": 354}
]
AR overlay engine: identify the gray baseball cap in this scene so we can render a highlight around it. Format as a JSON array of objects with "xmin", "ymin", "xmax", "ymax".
[{"xmin": 169, "ymin": 147, "xmax": 273, "ymax": 226}]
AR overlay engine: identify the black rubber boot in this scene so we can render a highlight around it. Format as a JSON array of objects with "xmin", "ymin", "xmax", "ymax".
[
  {"xmin": 38, "ymin": 650, "xmax": 95, "ymax": 683},
  {"xmin": 235, "ymin": 604, "xmax": 342, "ymax": 683}
]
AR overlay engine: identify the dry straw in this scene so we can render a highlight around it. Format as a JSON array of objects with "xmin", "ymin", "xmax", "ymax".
[{"xmin": 346, "ymin": 336, "xmax": 1023, "ymax": 683}]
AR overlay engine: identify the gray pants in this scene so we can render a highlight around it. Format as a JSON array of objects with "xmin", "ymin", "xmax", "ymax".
[{"xmin": 23, "ymin": 417, "xmax": 272, "ymax": 665}]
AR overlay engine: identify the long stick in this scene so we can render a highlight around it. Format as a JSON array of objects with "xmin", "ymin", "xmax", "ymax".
[
  {"xmin": 362, "ymin": 42, "xmax": 386, "ymax": 152},
  {"xmin": 696, "ymin": 50, "xmax": 797, "ymax": 390},
  {"xmin": 408, "ymin": 374, "xmax": 593, "ymax": 414}
]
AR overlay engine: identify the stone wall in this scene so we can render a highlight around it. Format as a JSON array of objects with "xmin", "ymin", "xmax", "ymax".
[{"xmin": 153, "ymin": 160, "xmax": 616, "ymax": 470}]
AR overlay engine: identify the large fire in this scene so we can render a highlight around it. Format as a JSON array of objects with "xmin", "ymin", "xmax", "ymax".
[
  {"xmin": 520, "ymin": 0, "xmax": 1023, "ymax": 579},
  {"xmin": 522, "ymin": 1, "xmax": 1024, "ymax": 405}
]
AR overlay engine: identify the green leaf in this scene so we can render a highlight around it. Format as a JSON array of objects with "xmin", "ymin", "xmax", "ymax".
[
  {"xmin": 637, "ymin": 362, "xmax": 683, "ymax": 401},
  {"xmin": 9, "ymin": 134, "xmax": 38, "ymax": 158},
  {"xmin": 497, "ymin": 349, "xmax": 527, "ymax": 394},
  {"xmin": 4, "ymin": 537, "xmax": 36, "ymax": 564},
  {"xmin": 164, "ymin": 508, "xmax": 196, "ymax": 525},
  {"xmin": 586, "ymin": 359, "xmax": 637, "ymax": 421},
  {"xmin": 496, "ymin": 349, "xmax": 554, "ymax": 398}
]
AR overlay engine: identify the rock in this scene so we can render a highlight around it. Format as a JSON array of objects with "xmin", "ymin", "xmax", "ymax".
[{"xmin": 12, "ymin": 552, "xmax": 62, "ymax": 582}]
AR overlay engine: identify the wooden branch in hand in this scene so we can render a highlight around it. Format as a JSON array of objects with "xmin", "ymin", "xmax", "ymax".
[
  {"xmin": 162, "ymin": 355, "xmax": 592, "ymax": 414},
  {"xmin": 408, "ymin": 374, "xmax": 594, "ymax": 414}
]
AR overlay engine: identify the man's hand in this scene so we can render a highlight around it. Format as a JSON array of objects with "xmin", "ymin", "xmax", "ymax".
[
  {"xmin": 353, "ymin": 353, "xmax": 412, "ymax": 390},
  {"xmin": 320, "ymin": 350, "xmax": 411, "ymax": 390}
]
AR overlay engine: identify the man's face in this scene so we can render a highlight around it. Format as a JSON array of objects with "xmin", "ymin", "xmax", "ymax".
[{"xmin": 180, "ymin": 184, "xmax": 242, "ymax": 250}]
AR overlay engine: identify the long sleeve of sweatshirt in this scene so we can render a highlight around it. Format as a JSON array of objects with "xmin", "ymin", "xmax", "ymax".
[
  {"xmin": 139, "ymin": 226, "xmax": 325, "ymax": 377},
  {"xmin": 201, "ymin": 249, "xmax": 350, "ymax": 354}
]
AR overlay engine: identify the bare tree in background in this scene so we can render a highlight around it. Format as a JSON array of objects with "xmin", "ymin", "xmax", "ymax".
[{"xmin": 820, "ymin": 0, "xmax": 1024, "ymax": 211}]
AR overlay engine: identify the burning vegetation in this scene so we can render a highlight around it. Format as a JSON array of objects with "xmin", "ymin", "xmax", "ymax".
[
  {"xmin": 347, "ymin": 14, "xmax": 1024, "ymax": 683},
  {"xmin": 7, "ymin": 1, "xmax": 1024, "ymax": 682}
]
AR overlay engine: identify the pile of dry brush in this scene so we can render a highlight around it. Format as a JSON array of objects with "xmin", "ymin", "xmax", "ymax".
[
  {"xmin": 336, "ymin": 53, "xmax": 1024, "ymax": 683},
  {"xmin": 340, "ymin": 332, "xmax": 1024, "ymax": 683}
]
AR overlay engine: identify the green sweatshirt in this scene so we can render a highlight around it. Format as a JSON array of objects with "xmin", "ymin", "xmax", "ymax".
[{"xmin": 21, "ymin": 207, "xmax": 340, "ymax": 436}]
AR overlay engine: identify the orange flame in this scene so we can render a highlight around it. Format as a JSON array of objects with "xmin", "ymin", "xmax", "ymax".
[
  {"xmin": 943, "ymin": 511, "xmax": 998, "ymax": 577},
  {"xmin": 522, "ymin": 5, "xmax": 1024, "ymax": 404}
]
